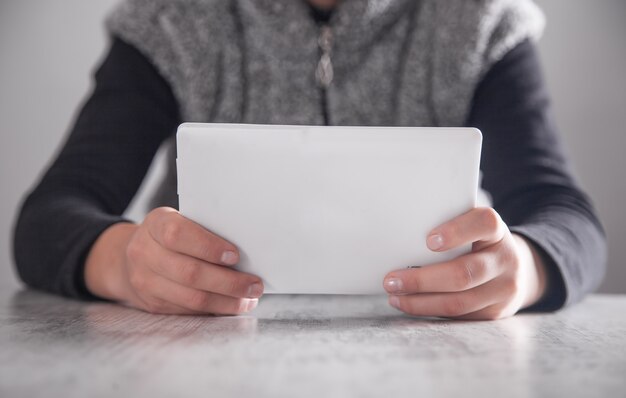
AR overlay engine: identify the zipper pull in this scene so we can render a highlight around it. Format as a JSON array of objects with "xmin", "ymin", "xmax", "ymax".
[{"xmin": 316, "ymin": 25, "xmax": 334, "ymax": 88}]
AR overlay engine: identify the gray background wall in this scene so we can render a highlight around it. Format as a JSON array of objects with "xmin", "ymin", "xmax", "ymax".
[{"xmin": 1, "ymin": 1, "xmax": 625, "ymax": 294}]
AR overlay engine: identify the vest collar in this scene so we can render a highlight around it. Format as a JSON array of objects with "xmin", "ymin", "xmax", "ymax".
[{"xmin": 239, "ymin": 0, "xmax": 415, "ymax": 55}]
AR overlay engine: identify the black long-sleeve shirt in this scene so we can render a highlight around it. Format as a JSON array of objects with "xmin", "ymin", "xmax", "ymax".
[{"xmin": 13, "ymin": 36, "xmax": 606, "ymax": 310}]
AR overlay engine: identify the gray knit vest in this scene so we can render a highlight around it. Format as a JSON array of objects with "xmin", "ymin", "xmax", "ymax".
[{"xmin": 106, "ymin": 0, "xmax": 544, "ymax": 209}]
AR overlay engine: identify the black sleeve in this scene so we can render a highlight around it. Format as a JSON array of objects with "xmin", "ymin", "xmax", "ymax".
[
  {"xmin": 467, "ymin": 39, "xmax": 607, "ymax": 311},
  {"xmin": 13, "ymin": 37, "xmax": 181, "ymax": 299}
]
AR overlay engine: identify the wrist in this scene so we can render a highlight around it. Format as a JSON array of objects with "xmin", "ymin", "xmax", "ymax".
[
  {"xmin": 84, "ymin": 222, "xmax": 138, "ymax": 301},
  {"xmin": 512, "ymin": 233, "xmax": 549, "ymax": 309}
]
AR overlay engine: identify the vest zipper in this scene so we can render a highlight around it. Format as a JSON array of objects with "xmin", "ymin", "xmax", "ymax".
[{"xmin": 316, "ymin": 25, "xmax": 333, "ymax": 125}]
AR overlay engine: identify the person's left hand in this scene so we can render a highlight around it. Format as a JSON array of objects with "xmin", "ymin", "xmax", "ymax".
[{"xmin": 383, "ymin": 207, "xmax": 548, "ymax": 320}]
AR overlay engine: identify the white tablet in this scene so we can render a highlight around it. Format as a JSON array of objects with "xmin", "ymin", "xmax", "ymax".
[{"xmin": 177, "ymin": 123, "xmax": 482, "ymax": 294}]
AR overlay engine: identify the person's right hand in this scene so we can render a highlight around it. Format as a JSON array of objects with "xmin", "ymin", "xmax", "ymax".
[{"xmin": 85, "ymin": 207, "xmax": 264, "ymax": 315}]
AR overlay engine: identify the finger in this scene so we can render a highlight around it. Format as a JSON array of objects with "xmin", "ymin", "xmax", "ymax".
[
  {"xmin": 118, "ymin": 279, "xmax": 204, "ymax": 315},
  {"xmin": 453, "ymin": 275, "xmax": 524, "ymax": 320},
  {"xmin": 130, "ymin": 294, "xmax": 206, "ymax": 315},
  {"xmin": 147, "ymin": 275, "xmax": 259, "ymax": 315},
  {"xmin": 453, "ymin": 304, "xmax": 515, "ymax": 321},
  {"xmin": 388, "ymin": 278, "xmax": 508, "ymax": 318},
  {"xmin": 384, "ymin": 250, "xmax": 503, "ymax": 294},
  {"xmin": 426, "ymin": 207, "xmax": 507, "ymax": 252},
  {"xmin": 147, "ymin": 246, "xmax": 264, "ymax": 299},
  {"xmin": 147, "ymin": 207, "xmax": 240, "ymax": 266}
]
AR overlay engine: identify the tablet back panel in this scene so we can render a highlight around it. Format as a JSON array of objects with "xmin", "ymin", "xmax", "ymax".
[{"xmin": 177, "ymin": 123, "xmax": 482, "ymax": 294}]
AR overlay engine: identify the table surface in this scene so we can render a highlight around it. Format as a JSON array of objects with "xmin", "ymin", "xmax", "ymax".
[{"xmin": 1, "ymin": 289, "xmax": 625, "ymax": 398}]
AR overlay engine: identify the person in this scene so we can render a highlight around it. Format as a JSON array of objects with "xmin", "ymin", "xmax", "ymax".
[{"xmin": 13, "ymin": 0, "xmax": 606, "ymax": 320}]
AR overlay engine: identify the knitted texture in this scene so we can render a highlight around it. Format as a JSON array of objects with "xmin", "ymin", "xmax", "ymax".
[{"xmin": 105, "ymin": 0, "xmax": 545, "ymax": 207}]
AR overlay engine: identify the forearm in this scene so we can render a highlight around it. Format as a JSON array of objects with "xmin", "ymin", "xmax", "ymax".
[
  {"xmin": 506, "ymin": 189, "xmax": 607, "ymax": 309},
  {"xmin": 13, "ymin": 194, "xmax": 127, "ymax": 299}
]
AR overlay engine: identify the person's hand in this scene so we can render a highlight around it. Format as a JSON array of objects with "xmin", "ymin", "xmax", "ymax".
[
  {"xmin": 85, "ymin": 207, "xmax": 263, "ymax": 315},
  {"xmin": 383, "ymin": 207, "xmax": 548, "ymax": 320}
]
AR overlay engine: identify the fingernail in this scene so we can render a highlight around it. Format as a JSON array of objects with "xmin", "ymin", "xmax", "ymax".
[
  {"xmin": 245, "ymin": 298, "xmax": 259, "ymax": 312},
  {"xmin": 384, "ymin": 277, "xmax": 404, "ymax": 293},
  {"xmin": 389, "ymin": 296, "xmax": 401, "ymax": 309},
  {"xmin": 427, "ymin": 234, "xmax": 444, "ymax": 250},
  {"xmin": 247, "ymin": 282, "xmax": 264, "ymax": 298},
  {"xmin": 221, "ymin": 250, "xmax": 238, "ymax": 265}
]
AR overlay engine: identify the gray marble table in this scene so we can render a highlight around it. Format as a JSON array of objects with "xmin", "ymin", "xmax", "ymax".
[{"xmin": 1, "ymin": 288, "xmax": 625, "ymax": 398}]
